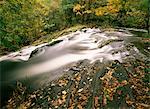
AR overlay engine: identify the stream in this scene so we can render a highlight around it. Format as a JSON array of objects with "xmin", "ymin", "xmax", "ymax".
[{"xmin": 0, "ymin": 28, "xmax": 149, "ymax": 107}]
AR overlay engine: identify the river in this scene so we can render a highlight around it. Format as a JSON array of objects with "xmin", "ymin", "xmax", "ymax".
[{"xmin": 0, "ymin": 28, "xmax": 149, "ymax": 107}]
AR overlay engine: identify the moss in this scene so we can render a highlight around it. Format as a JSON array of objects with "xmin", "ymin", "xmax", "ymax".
[
  {"xmin": 32, "ymin": 25, "xmax": 87, "ymax": 46},
  {"xmin": 133, "ymin": 41, "xmax": 150, "ymax": 57}
]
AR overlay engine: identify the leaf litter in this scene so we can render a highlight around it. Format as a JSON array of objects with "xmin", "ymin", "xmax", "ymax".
[{"xmin": 6, "ymin": 59, "xmax": 150, "ymax": 109}]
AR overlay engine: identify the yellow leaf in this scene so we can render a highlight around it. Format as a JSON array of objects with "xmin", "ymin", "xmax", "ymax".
[
  {"xmin": 77, "ymin": 104, "xmax": 83, "ymax": 109},
  {"xmin": 73, "ymin": 4, "xmax": 82, "ymax": 12}
]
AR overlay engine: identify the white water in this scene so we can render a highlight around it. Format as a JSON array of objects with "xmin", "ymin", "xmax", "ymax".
[
  {"xmin": 1, "ymin": 28, "xmax": 144, "ymax": 85},
  {"xmin": 1, "ymin": 28, "xmax": 149, "ymax": 107},
  {"xmin": 0, "ymin": 28, "xmax": 132, "ymax": 61}
]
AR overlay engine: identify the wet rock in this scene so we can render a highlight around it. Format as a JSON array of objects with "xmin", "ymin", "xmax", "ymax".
[
  {"xmin": 112, "ymin": 64, "xmax": 129, "ymax": 82},
  {"xmin": 5, "ymin": 58, "xmax": 150, "ymax": 109},
  {"xmin": 76, "ymin": 59, "xmax": 90, "ymax": 68},
  {"xmin": 29, "ymin": 46, "xmax": 47, "ymax": 58},
  {"xmin": 69, "ymin": 67, "xmax": 80, "ymax": 72},
  {"xmin": 98, "ymin": 39, "xmax": 123, "ymax": 48},
  {"xmin": 29, "ymin": 40, "xmax": 63, "ymax": 59},
  {"xmin": 46, "ymin": 40, "xmax": 63, "ymax": 47}
]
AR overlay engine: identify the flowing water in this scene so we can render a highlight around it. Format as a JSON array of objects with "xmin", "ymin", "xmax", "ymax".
[{"xmin": 0, "ymin": 28, "xmax": 148, "ymax": 106}]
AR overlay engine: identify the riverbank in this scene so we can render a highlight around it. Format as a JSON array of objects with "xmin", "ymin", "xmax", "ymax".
[
  {"xmin": 1, "ymin": 25, "xmax": 149, "ymax": 57},
  {"xmin": 0, "ymin": 25, "xmax": 87, "ymax": 56},
  {"xmin": 5, "ymin": 58, "xmax": 150, "ymax": 109}
]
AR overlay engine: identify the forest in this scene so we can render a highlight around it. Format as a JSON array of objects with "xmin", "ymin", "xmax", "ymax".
[{"xmin": 0, "ymin": 0, "xmax": 149, "ymax": 53}]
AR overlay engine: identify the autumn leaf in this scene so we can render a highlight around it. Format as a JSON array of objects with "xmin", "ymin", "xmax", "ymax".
[
  {"xmin": 94, "ymin": 96, "xmax": 99, "ymax": 107},
  {"xmin": 73, "ymin": 4, "xmax": 82, "ymax": 12},
  {"xmin": 77, "ymin": 104, "xmax": 83, "ymax": 109},
  {"xmin": 102, "ymin": 96, "xmax": 107, "ymax": 106},
  {"xmin": 59, "ymin": 79, "xmax": 68, "ymax": 86}
]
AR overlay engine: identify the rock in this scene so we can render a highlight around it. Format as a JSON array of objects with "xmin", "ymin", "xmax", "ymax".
[
  {"xmin": 70, "ymin": 67, "xmax": 80, "ymax": 72},
  {"xmin": 29, "ymin": 46, "xmax": 47, "ymax": 58},
  {"xmin": 46, "ymin": 40, "xmax": 63, "ymax": 47},
  {"xmin": 98, "ymin": 39, "xmax": 123, "ymax": 48},
  {"xmin": 29, "ymin": 40, "xmax": 63, "ymax": 59}
]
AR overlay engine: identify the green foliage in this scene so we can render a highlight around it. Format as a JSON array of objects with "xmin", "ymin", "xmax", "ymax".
[
  {"xmin": 0, "ymin": 0, "xmax": 149, "ymax": 53},
  {"xmin": 44, "ymin": 0, "xmax": 79, "ymax": 33},
  {"xmin": 0, "ymin": 0, "xmax": 47, "ymax": 51},
  {"xmin": 73, "ymin": 0, "xmax": 149, "ymax": 29}
]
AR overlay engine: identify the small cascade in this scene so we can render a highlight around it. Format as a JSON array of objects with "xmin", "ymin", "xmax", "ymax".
[{"xmin": 0, "ymin": 28, "xmax": 148, "ymax": 107}]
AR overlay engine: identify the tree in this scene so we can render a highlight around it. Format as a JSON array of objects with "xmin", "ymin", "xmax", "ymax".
[
  {"xmin": 139, "ymin": 0, "xmax": 150, "ymax": 34},
  {"xmin": 73, "ymin": 0, "xmax": 149, "ymax": 29},
  {"xmin": 0, "ymin": 0, "xmax": 48, "ymax": 51}
]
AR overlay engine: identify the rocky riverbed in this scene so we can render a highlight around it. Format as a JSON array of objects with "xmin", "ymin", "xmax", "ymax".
[
  {"xmin": 6, "ymin": 59, "xmax": 150, "ymax": 109},
  {"xmin": 0, "ymin": 28, "xmax": 150, "ymax": 108}
]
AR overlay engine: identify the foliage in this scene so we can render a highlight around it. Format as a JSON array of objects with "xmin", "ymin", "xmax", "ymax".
[
  {"xmin": 0, "ymin": 0, "xmax": 49, "ymax": 51},
  {"xmin": 73, "ymin": 0, "xmax": 149, "ymax": 28},
  {"xmin": 0, "ymin": 0, "xmax": 149, "ymax": 53}
]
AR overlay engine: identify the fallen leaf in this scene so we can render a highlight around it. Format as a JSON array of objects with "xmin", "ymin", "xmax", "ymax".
[
  {"xmin": 81, "ymin": 95, "xmax": 87, "ymax": 100},
  {"xmin": 117, "ymin": 90, "xmax": 122, "ymax": 95},
  {"xmin": 77, "ymin": 104, "xmax": 83, "ymax": 109},
  {"xmin": 103, "ymin": 96, "xmax": 107, "ymax": 106},
  {"xmin": 78, "ymin": 88, "xmax": 83, "ymax": 93},
  {"xmin": 89, "ymin": 79, "xmax": 92, "ymax": 82},
  {"xmin": 75, "ymin": 74, "xmax": 81, "ymax": 81},
  {"xmin": 58, "ymin": 99, "xmax": 63, "ymax": 105},
  {"xmin": 94, "ymin": 96, "xmax": 99, "ymax": 107},
  {"xmin": 59, "ymin": 79, "xmax": 68, "ymax": 86},
  {"xmin": 100, "ymin": 69, "xmax": 114, "ymax": 81},
  {"xmin": 30, "ymin": 94, "xmax": 36, "ymax": 98},
  {"xmin": 62, "ymin": 90, "xmax": 67, "ymax": 95}
]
